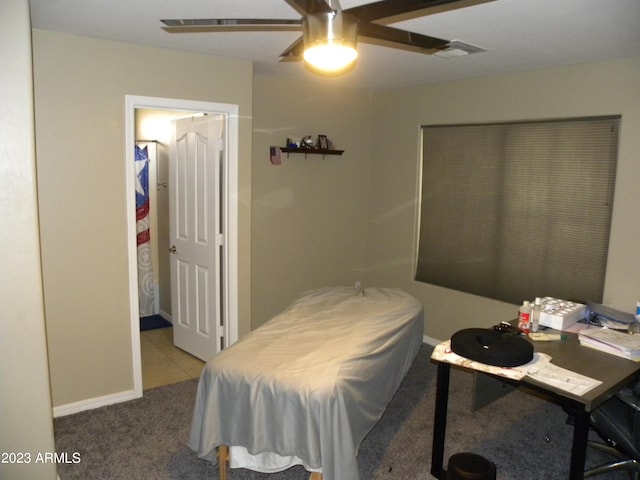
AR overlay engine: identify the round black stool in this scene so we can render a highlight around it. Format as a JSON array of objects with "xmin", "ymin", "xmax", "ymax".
[{"xmin": 447, "ymin": 452, "xmax": 496, "ymax": 480}]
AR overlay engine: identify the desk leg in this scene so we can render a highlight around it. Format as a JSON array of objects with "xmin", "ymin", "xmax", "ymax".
[
  {"xmin": 431, "ymin": 362, "xmax": 450, "ymax": 480},
  {"xmin": 569, "ymin": 405, "xmax": 589, "ymax": 480}
]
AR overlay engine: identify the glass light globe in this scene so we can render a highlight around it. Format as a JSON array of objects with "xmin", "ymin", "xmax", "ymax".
[{"xmin": 303, "ymin": 43, "xmax": 358, "ymax": 73}]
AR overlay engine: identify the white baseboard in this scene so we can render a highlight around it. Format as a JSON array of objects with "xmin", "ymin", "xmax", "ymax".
[
  {"xmin": 53, "ymin": 388, "xmax": 141, "ymax": 418},
  {"xmin": 159, "ymin": 309, "xmax": 172, "ymax": 323},
  {"xmin": 423, "ymin": 334, "xmax": 440, "ymax": 346}
]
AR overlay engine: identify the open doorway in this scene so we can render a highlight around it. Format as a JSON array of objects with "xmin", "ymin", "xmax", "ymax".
[
  {"xmin": 125, "ymin": 96, "xmax": 239, "ymax": 397},
  {"xmin": 135, "ymin": 110, "xmax": 199, "ymax": 390}
]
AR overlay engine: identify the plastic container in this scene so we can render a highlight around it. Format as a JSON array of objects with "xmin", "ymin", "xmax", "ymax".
[
  {"xmin": 631, "ymin": 302, "xmax": 640, "ymax": 335},
  {"xmin": 539, "ymin": 297, "xmax": 586, "ymax": 330},
  {"xmin": 518, "ymin": 301, "xmax": 532, "ymax": 334},
  {"xmin": 531, "ymin": 297, "xmax": 542, "ymax": 333}
]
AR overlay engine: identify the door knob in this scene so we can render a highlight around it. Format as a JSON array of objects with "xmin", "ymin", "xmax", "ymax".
[{"xmin": 169, "ymin": 245, "xmax": 177, "ymax": 254}]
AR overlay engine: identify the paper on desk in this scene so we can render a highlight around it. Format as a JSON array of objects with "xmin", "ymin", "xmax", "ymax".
[
  {"xmin": 432, "ymin": 340, "xmax": 602, "ymax": 396},
  {"xmin": 519, "ymin": 353, "xmax": 602, "ymax": 396}
]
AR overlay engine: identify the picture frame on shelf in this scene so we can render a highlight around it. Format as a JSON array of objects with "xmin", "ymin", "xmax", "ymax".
[{"xmin": 318, "ymin": 135, "xmax": 328, "ymax": 150}]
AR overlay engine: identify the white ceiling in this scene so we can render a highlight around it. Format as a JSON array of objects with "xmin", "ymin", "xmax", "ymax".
[{"xmin": 29, "ymin": 0, "xmax": 640, "ymax": 91}]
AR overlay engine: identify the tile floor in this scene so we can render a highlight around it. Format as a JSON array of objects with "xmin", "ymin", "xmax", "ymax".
[{"xmin": 140, "ymin": 327, "xmax": 206, "ymax": 390}]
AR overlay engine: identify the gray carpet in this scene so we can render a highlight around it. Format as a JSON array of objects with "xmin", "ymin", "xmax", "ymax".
[{"xmin": 54, "ymin": 344, "xmax": 625, "ymax": 479}]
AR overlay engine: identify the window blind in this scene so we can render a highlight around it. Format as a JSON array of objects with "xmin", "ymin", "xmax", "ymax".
[{"xmin": 416, "ymin": 116, "xmax": 620, "ymax": 305}]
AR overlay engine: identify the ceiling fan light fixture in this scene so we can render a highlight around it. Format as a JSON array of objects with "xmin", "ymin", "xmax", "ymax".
[
  {"xmin": 302, "ymin": 11, "xmax": 357, "ymax": 74},
  {"xmin": 303, "ymin": 42, "xmax": 358, "ymax": 73}
]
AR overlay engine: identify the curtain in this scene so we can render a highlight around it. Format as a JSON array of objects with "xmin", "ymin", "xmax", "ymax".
[{"xmin": 135, "ymin": 145, "xmax": 158, "ymax": 316}]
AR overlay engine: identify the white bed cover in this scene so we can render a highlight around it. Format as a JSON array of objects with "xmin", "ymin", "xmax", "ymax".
[{"xmin": 188, "ymin": 286, "xmax": 424, "ymax": 480}]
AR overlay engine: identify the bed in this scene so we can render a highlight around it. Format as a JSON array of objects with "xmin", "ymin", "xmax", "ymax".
[{"xmin": 188, "ymin": 286, "xmax": 424, "ymax": 480}]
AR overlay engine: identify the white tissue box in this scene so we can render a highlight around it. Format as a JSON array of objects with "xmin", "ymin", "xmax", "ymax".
[{"xmin": 538, "ymin": 297, "xmax": 586, "ymax": 330}]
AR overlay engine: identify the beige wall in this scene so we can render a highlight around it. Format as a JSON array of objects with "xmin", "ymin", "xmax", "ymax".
[
  {"xmin": 0, "ymin": 1, "xmax": 57, "ymax": 479},
  {"xmin": 32, "ymin": 29, "xmax": 254, "ymax": 408},
  {"xmin": 251, "ymin": 75, "xmax": 373, "ymax": 328},
  {"xmin": 367, "ymin": 56, "xmax": 640, "ymax": 341}
]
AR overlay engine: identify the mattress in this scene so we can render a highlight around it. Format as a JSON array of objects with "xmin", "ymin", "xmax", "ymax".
[{"xmin": 188, "ymin": 286, "xmax": 424, "ymax": 480}]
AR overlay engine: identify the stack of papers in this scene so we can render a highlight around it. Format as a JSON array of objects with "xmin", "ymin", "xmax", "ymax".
[
  {"xmin": 520, "ymin": 353, "xmax": 602, "ymax": 396},
  {"xmin": 579, "ymin": 327, "xmax": 640, "ymax": 361}
]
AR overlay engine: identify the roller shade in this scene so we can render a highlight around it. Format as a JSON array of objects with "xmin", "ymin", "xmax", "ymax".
[{"xmin": 416, "ymin": 116, "xmax": 620, "ymax": 304}]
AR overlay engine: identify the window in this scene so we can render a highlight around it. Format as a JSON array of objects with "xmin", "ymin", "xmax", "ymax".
[{"xmin": 415, "ymin": 116, "xmax": 620, "ymax": 304}]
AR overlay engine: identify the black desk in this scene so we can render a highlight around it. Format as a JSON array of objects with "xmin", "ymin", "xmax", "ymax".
[{"xmin": 430, "ymin": 329, "xmax": 640, "ymax": 480}]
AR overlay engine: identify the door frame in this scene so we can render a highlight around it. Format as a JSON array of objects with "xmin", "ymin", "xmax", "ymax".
[{"xmin": 125, "ymin": 95, "xmax": 239, "ymax": 397}]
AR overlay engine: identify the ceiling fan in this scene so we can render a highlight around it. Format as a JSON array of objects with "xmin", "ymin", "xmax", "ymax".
[{"xmin": 161, "ymin": 0, "xmax": 493, "ymax": 74}]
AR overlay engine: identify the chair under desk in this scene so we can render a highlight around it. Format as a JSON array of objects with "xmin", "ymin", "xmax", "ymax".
[{"xmin": 430, "ymin": 327, "xmax": 640, "ymax": 480}]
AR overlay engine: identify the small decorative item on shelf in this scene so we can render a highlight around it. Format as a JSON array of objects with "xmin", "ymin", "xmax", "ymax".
[
  {"xmin": 300, "ymin": 135, "xmax": 316, "ymax": 149},
  {"xmin": 317, "ymin": 134, "xmax": 329, "ymax": 150},
  {"xmin": 286, "ymin": 138, "xmax": 298, "ymax": 148}
]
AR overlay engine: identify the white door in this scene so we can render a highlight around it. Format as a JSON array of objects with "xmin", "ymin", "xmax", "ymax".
[{"xmin": 169, "ymin": 114, "xmax": 225, "ymax": 362}]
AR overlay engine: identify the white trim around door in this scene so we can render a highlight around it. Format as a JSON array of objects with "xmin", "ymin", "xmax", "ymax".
[{"xmin": 124, "ymin": 95, "xmax": 239, "ymax": 398}]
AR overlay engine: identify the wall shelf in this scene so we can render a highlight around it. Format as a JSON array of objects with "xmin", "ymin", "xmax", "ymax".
[{"xmin": 280, "ymin": 147, "xmax": 344, "ymax": 158}]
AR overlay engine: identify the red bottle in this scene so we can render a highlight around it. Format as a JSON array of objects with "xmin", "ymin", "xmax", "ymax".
[{"xmin": 518, "ymin": 301, "xmax": 532, "ymax": 334}]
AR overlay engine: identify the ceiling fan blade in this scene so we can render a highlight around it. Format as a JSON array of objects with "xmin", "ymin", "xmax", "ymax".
[
  {"xmin": 357, "ymin": 22, "xmax": 449, "ymax": 53},
  {"xmin": 279, "ymin": 36, "xmax": 305, "ymax": 61},
  {"xmin": 344, "ymin": 0, "xmax": 494, "ymax": 24},
  {"xmin": 160, "ymin": 18, "xmax": 302, "ymax": 32},
  {"xmin": 285, "ymin": 0, "xmax": 335, "ymax": 16}
]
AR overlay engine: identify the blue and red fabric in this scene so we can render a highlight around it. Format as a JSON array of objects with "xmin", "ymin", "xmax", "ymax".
[{"xmin": 135, "ymin": 145, "xmax": 150, "ymax": 246}]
